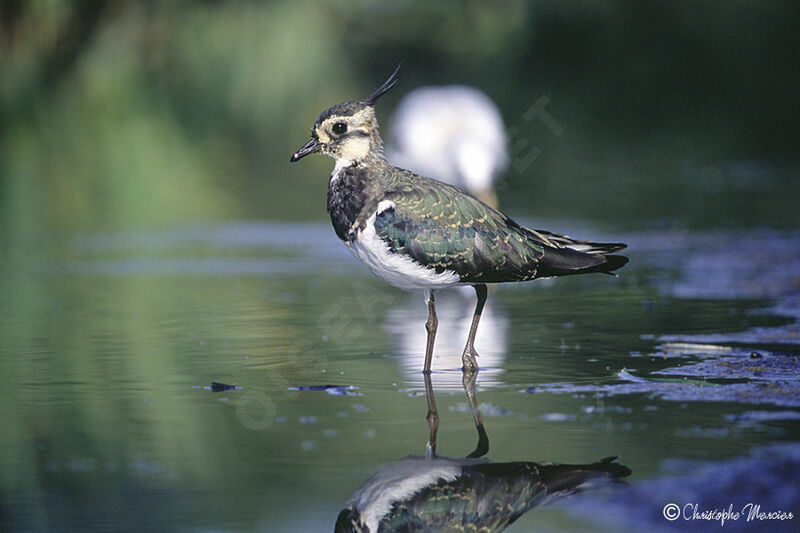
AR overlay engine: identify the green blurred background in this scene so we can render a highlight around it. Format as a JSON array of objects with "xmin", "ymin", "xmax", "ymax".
[{"xmin": 2, "ymin": 0, "xmax": 798, "ymax": 242}]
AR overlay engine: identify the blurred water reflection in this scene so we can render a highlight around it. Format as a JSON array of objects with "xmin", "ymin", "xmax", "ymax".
[{"xmin": 384, "ymin": 292, "xmax": 509, "ymax": 389}]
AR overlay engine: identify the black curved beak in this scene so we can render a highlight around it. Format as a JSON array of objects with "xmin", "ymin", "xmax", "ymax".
[{"xmin": 290, "ymin": 138, "xmax": 321, "ymax": 162}]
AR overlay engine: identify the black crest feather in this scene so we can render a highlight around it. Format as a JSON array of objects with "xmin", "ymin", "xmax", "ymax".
[{"xmin": 364, "ymin": 63, "xmax": 401, "ymax": 105}]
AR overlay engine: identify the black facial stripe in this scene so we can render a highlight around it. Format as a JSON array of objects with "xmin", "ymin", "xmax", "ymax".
[{"xmin": 332, "ymin": 129, "xmax": 369, "ymax": 139}]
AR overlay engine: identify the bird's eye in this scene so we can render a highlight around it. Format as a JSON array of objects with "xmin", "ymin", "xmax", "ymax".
[{"xmin": 332, "ymin": 122, "xmax": 348, "ymax": 135}]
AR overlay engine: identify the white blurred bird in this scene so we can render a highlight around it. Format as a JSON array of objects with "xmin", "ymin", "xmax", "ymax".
[
  {"xmin": 386, "ymin": 85, "xmax": 509, "ymax": 208},
  {"xmin": 384, "ymin": 86, "xmax": 511, "ymax": 382}
]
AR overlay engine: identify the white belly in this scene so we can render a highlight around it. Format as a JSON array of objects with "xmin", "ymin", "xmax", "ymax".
[{"xmin": 346, "ymin": 204, "xmax": 461, "ymax": 290}]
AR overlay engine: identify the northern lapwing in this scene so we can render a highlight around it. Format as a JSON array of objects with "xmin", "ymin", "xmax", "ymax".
[{"xmin": 290, "ymin": 66, "xmax": 628, "ymax": 373}]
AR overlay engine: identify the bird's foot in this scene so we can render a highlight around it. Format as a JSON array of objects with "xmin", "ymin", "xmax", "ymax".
[
  {"xmin": 425, "ymin": 441, "xmax": 435, "ymax": 460},
  {"xmin": 461, "ymin": 346, "xmax": 479, "ymax": 373}
]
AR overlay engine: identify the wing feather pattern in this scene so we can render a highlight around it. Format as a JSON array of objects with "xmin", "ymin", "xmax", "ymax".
[{"xmin": 371, "ymin": 169, "xmax": 626, "ymax": 283}]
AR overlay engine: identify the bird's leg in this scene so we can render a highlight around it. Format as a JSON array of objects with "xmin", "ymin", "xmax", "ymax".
[
  {"xmin": 423, "ymin": 370, "xmax": 438, "ymax": 459},
  {"xmin": 423, "ymin": 290, "xmax": 439, "ymax": 457},
  {"xmin": 462, "ymin": 284, "xmax": 488, "ymax": 372},
  {"xmin": 423, "ymin": 290, "xmax": 438, "ymax": 374},
  {"xmin": 463, "ymin": 367, "xmax": 489, "ymax": 458}
]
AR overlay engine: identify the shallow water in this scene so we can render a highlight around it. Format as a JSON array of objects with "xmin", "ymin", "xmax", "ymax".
[{"xmin": 1, "ymin": 222, "xmax": 798, "ymax": 532}]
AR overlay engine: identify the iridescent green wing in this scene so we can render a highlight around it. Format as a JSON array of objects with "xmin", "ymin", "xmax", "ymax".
[{"xmin": 373, "ymin": 170, "xmax": 546, "ymax": 282}]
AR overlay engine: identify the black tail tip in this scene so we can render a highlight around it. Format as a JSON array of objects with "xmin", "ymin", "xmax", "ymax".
[
  {"xmin": 596, "ymin": 456, "xmax": 633, "ymax": 478},
  {"xmin": 604, "ymin": 254, "xmax": 629, "ymax": 273}
]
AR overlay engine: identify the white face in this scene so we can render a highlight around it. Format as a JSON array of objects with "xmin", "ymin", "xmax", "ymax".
[{"xmin": 316, "ymin": 108, "xmax": 379, "ymax": 163}]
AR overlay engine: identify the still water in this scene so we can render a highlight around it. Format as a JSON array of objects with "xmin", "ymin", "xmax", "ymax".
[{"xmin": 2, "ymin": 222, "xmax": 798, "ymax": 532}]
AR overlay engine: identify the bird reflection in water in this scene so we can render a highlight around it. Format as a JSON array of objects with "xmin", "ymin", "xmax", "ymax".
[{"xmin": 334, "ymin": 368, "xmax": 631, "ymax": 532}]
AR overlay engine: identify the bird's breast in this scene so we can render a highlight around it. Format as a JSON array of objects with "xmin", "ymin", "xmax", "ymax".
[{"xmin": 327, "ymin": 166, "xmax": 373, "ymax": 242}]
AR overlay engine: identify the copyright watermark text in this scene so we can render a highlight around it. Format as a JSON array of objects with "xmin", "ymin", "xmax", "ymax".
[{"xmin": 663, "ymin": 502, "xmax": 794, "ymax": 526}]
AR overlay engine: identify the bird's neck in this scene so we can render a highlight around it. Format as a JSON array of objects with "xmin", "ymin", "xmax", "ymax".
[{"xmin": 332, "ymin": 151, "xmax": 388, "ymax": 178}]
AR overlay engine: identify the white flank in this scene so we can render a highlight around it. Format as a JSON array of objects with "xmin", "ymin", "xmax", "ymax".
[
  {"xmin": 346, "ymin": 456, "xmax": 485, "ymax": 532},
  {"xmin": 346, "ymin": 201, "xmax": 461, "ymax": 290}
]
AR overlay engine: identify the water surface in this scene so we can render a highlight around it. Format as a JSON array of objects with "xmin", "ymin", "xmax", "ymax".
[{"xmin": 2, "ymin": 222, "xmax": 798, "ymax": 531}]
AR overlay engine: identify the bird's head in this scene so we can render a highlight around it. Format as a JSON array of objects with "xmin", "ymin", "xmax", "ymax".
[
  {"xmin": 290, "ymin": 64, "xmax": 400, "ymax": 166},
  {"xmin": 333, "ymin": 507, "xmax": 366, "ymax": 533}
]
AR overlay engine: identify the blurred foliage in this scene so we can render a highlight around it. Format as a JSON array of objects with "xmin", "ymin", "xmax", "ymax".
[{"xmin": 1, "ymin": 0, "xmax": 799, "ymax": 239}]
